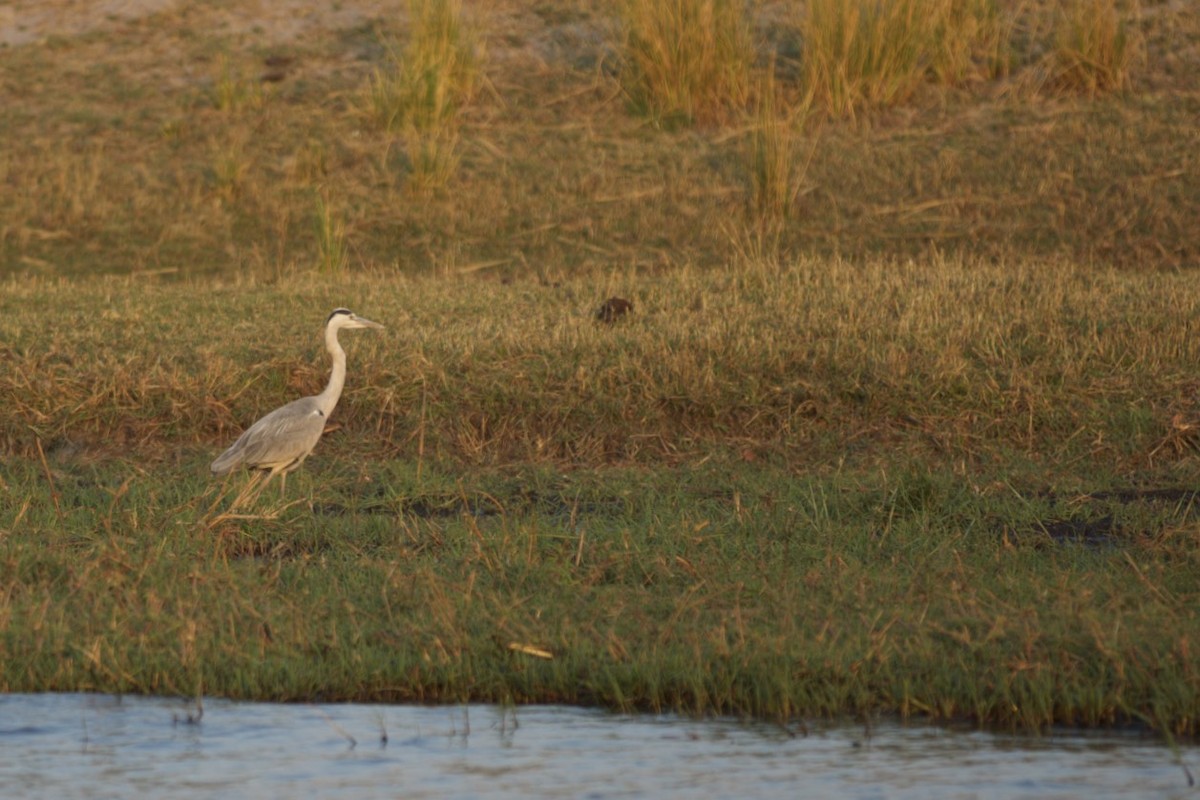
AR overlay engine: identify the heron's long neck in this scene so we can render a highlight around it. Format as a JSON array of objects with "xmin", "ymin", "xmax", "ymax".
[{"xmin": 315, "ymin": 326, "xmax": 347, "ymax": 416}]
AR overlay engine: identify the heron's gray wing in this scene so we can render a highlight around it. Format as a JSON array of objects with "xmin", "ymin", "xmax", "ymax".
[{"xmin": 211, "ymin": 397, "xmax": 327, "ymax": 474}]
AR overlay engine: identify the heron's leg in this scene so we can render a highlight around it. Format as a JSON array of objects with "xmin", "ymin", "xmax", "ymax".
[
  {"xmin": 256, "ymin": 469, "xmax": 278, "ymax": 501},
  {"xmin": 231, "ymin": 470, "xmax": 265, "ymax": 509},
  {"xmin": 279, "ymin": 471, "xmax": 287, "ymax": 499}
]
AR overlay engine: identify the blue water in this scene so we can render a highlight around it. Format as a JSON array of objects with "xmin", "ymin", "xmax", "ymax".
[{"xmin": 0, "ymin": 694, "xmax": 1194, "ymax": 799}]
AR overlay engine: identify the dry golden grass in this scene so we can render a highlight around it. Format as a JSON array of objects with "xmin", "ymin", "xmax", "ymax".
[
  {"xmin": 4, "ymin": 256, "xmax": 1200, "ymax": 477},
  {"xmin": 0, "ymin": 0, "xmax": 1189, "ymax": 279},
  {"xmin": 798, "ymin": 0, "xmax": 1009, "ymax": 119},
  {"xmin": 616, "ymin": 0, "xmax": 754, "ymax": 125},
  {"xmin": 747, "ymin": 65, "xmax": 813, "ymax": 228},
  {"xmin": 313, "ymin": 193, "xmax": 348, "ymax": 274},
  {"xmin": 0, "ymin": 1, "xmax": 1194, "ymax": 277},
  {"xmin": 363, "ymin": 0, "xmax": 481, "ymax": 190},
  {"xmin": 928, "ymin": 0, "xmax": 1010, "ymax": 85},
  {"xmin": 1053, "ymin": 0, "xmax": 1135, "ymax": 95},
  {"xmin": 211, "ymin": 53, "xmax": 268, "ymax": 114},
  {"xmin": 365, "ymin": 0, "xmax": 480, "ymax": 132}
]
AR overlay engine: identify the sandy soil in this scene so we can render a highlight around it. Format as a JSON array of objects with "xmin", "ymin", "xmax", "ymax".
[
  {"xmin": 1, "ymin": 0, "xmax": 179, "ymax": 46},
  {"xmin": 0, "ymin": 0, "xmax": 396, "ymax": 48},
  {"xmin": 0, "ymin": 0, "xmax": 608, "ymax": 74}
]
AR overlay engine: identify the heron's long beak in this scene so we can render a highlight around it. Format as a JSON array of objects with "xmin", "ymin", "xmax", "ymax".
[{"xmin": 353, "ymin": 315, "xmax": 385, "ymax": 329}]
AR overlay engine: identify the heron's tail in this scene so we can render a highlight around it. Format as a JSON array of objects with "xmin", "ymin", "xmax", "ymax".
[{"xmin": 210, "ymin": 445, "xmax": 242, "ymax": 475}]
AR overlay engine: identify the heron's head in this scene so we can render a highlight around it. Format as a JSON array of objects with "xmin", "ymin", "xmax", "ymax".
[{"xmin": 326, "ymin": 308, "xmax": 385, "ymax": 331}]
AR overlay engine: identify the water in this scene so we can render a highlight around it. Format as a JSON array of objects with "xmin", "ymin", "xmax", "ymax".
[{"xmin": 0, "ymin": 694, "xmax": 1194, "ymax": 799}]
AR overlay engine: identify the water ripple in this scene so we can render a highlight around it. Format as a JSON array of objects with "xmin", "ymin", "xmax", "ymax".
[{"xmin": 0, "ymin": 695, "xmax": 1193, "ymax": 799}]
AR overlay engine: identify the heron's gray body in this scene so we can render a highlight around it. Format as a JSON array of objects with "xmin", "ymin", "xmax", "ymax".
[
  {"xmin": 209, "ymin": 396, "xmax": 327, "ymax": 477},
  {"xmin": 211, "ymin": 308, "xmax": 383, "ymax": 495}
]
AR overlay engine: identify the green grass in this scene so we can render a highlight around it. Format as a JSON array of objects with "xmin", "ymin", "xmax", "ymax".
[
  {"xmin": 2, "ymin": 438, "xmax": 1197, "ymax": 731},
  {"xmin": 0, "ymin": 264, "xmax": 1198, "ymax": 733}
]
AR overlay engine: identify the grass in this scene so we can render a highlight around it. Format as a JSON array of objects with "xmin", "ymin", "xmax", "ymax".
[
  {"xmin": 210, "ymin": 54, "xmax": 267, "ymax": 114},
  {"xmin": 1, "ymin": 262, "xmax": 1199, "ymax": 733},
  {"xmin": 313, "ymin": 193, "xmax": 348, "ymax": 274},
  {"xmin": 365, "ymin": 0, "xmax": 480, "ymax": 134},
  {"xmin": 4, "ymin": 454, "xmax": 1194, "ymax": 730},
  {"xmin": 617, "ymin": 0, "xmax": 753, "ymax": 125},
  {"xmin": 363, "ymin": 0, "xmax": 479, "ymax": 190},
  {"xmin": 0, "ymin": 0, "xmax": 1197, "ymax": 735},
  {"xmin": 0, "ymin": 2, "xmax": 1194, "ymax": 276},
  {"xmin": 798, "ymin": 0, "xmax": 1009, "ymax": 119},
  {"xmin": 1054, "ymin": 0, "xmax": 1135, "ymax": 96},
  {"xmin": 747, "ymin": 65, "xmax": 810, "ymax": 227}
]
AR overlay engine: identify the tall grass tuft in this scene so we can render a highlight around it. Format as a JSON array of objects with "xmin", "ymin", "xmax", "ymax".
[
  {"xmin": 748, "ymin": 67, "xmax": 810, "ymax": 226},
  {"xmin": 801, "ymin": 0, "xmax": 1008, "ymax": 119},
  {"xmin": 313, "ymin": 193, "xmax": 347, "ymax": 274},
  {"xmin": 617, "ymin": 0, "xmax": 753, "ymax": 126},
  {"xmin": 211, "ymin": 55, "xmax": 265, "ymax": 113},
  {"xmin": 365, "ymin": 0, "xmax": 479, "ymax": 191},
  {"xmin": 404, "ymin": 128, "xmax": 462, "ymax": 194},
  {"xmin": 209, "ymin": 136, "xmax": 250, "ymax": 204},
  {"xmin": 929, "ymin": 0, "xmax": 1009, "ymax": 85},
  {"xmin": 366, "ymin": 0, "xmax": 480, "ymax": 133},
  {"xmin": 1053, "ymin": 0, "xmax": 1133, "ymax": 95}
]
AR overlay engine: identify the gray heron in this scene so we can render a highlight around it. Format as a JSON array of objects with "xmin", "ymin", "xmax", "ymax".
[{"xmin": 211, "ymin": 308, "xmax": 384, "ymax": 499}]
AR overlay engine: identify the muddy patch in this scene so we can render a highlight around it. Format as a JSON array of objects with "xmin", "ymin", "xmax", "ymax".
[{"xmin": 1012, "ymin": 487, "xmax": 1200, "ymax": 547}]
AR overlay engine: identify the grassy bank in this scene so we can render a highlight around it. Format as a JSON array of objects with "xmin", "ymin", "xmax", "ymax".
[
  {"xmin": 0, "ymin": 1, "xmax": 1197, "ymax": 278},
  {"xmin": 1, "ymin": 265, "xmax": 1198, "ymax": 733}
]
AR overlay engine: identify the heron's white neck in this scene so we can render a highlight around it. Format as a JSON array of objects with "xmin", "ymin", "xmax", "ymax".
[{"xmin": 315, "ymin": 323, "xmax": 348, "ymax": 416}]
